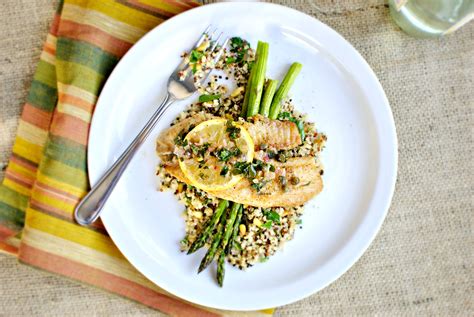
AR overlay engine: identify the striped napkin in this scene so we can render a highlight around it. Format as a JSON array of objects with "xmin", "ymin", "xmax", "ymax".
[{"xmin": 0, "ymin": 0, "xmax": 274, "ymax": 315}]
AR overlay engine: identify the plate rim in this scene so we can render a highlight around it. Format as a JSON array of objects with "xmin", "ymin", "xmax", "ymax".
[{"xmin": 88, "ymin": 2, "xmax": 398, "ymax": 310}]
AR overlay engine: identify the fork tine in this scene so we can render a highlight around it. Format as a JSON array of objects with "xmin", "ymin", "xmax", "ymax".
[
  {"xmin": 212, "ymin": 37, "xmax": 230, "ymax": 62},
  {"xmin": 196, "ymin": 37, "xmax": 229, "ymax": 84},
  {"xmin": 193, "ymin": 25, "xmax": 211, "ymax": 49},
  {"xmin": 209, "ymin": 32, "xmax": 223, "ymax": 53}
]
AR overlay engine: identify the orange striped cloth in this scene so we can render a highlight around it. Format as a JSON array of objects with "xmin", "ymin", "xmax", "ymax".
[{"xmin": 0, "ymin": 1, "xmax": 273, "ymax": 315}]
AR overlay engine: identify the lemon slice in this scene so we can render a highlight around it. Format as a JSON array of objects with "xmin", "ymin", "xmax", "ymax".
[{"xmin": 178, "ymin": 119, "xmax": 254, "ymax": 191}]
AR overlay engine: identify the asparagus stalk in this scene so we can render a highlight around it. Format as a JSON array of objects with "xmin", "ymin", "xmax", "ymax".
[
  {"xmin": 241, "ymin": 63, "xmax": 256, "ymax": 117},
  {"xmin": 246, "ymin": 41, "xmax": 269, "ymax": 117},
  {"xmin": 259, "ymin": 79, "xmax": 279, "ymax": 117},
  {"xmin": 198, "ymin": 224, "xmax": 224, "ymax": 273},
  {"xmin": 212, "ymin": 203, "xmax": 240, "ymax": 284},
  {"xmin": 217, "ymin": 251, "xmax": 225, "ymax": 287},
  {"xmin": 269, "ymin": 62, "xmax": 302, "ymax": 119},
  {"xmin": 219, "ymin": 203, "xmax": 241, "ymax": 249},
  {"xmin": 225, "ymin": 204, "xmax": 243, "ymax": 255},
  {"xmin": 187, "ymin": 200, "xmax": 229, "ymax": 254}
]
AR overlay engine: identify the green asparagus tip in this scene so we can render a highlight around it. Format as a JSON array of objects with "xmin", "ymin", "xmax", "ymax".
[
  {"xmin": 269, "ymin": 62, "xmax": 302, "ymax": 119},
  {"xmin": 246, "ymin": 41, "xmax": 270, "ymax": 118}
]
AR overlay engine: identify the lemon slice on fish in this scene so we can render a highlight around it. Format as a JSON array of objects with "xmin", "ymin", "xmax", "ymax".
[{"xmin": 178, "ymin": 119, "xmax": 254, "ymax": 191}]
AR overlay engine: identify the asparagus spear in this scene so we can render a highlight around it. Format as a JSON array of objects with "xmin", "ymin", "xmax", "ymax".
[
  {"xmin": 220, "ymin": 203, "xmax": 241, "ymax": 249},
  {"xmin": 225, "ymin": 204, "xmax": 243, "ymax": 255},
  {"xmin": 187, "ymin": 199, "xmax": 229, "ymax": 254},
  {"xmin": 217, "ymin": 251, "xmax": 225, "ymax": 287},
  {"xmin": 246, "ymin": 41, "xmax": 269, "ymax": 117},
  {"xmin": 269, "ymin": 62, "xmax": 302, "ymax": 119},
  {"xmin": 241, "ymin": 63, "xmax": 256, "ymax": 117},
  {"xmin": 198, "ymin": 224, "xmax": 224, "ymax": 273},
  {"xmin": 212, "ymin": 203, "xmax": 240, "ymax": 284},
  {"xmin": 211, "ymin": 183, "xmax": 242, "ymax": 287},
  {"xmin": 259, "ymin": 79, "xmax": 279, "ymax": 117}
]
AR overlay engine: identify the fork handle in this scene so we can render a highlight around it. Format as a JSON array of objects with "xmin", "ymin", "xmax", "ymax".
[{"xmin": 74, "ymin": 92, "xmax": 175, "ymax": 226}]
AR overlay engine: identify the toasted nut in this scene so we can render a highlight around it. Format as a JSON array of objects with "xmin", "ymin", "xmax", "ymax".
[{"xmin": 239, "ymin": 224, "xmax": 246, "ymax": 235}]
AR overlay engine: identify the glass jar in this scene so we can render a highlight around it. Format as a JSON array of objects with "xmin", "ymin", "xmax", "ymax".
[{"xmin": 389, "ymin": 0, "xmax": 474, "ymax": 38}]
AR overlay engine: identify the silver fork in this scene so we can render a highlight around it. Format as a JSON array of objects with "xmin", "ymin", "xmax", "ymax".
[{"xmin": 74, "ymin": 28, "xmax": 229, "ymax": 226}]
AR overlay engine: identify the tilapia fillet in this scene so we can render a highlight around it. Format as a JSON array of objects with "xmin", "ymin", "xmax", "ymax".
[
  {"xmin": 243, "ymin": 115, "xmax": 302, "ymax": 150},
  {"xmin": 156, "ymin": 114, "xmax": 302, "ymax": 156},
  {"xmin": 162, "ymin": 157, "xmax": 323, "ymax": 208},
  {"xmin": 156, "ymin": 113, "xmax": 323, "ymax": 207}
]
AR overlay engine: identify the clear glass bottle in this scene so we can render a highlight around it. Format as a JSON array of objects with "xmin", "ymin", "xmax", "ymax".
[{"xmin": 389, "ymin": 0, "xmax": 474, "ymax": 38}]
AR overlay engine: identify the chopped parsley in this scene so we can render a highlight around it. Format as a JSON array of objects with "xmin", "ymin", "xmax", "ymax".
[
  {"xmin": 226, "ymin": 56, "xmax": 236, "ymax": 64},
  {"xmin": 262, "ymin": 220, "xmax": 273, "ymax": 229},
  {"xmin": 226, "ymin": 120, "xmax": 241, "ymax": 139},
  {"xmin": 189, "ymin": 49, "xmax": 203, "ymax": 63},
  {"xmin": 220, "ymin": 165, "xmax": 229, "ymax": 176},
  {"xmin": 199, "ymin": 94, "xmax": 221, "ymax": 103},
  {"xmin": 251, "ymin": 180, "xmax": 268, "ymax": 192},
  {"xmin": 232, "ymin": 159, "xmax": 274, "ymax": 192},
  {"xmin": 278, "ymin": 111, "xmax": 306, "ymax": 141},
  {"xmin": 263, "ymin": 209, "xmax": 280, "ymax": 224},
  {"xmin": 295, "ymin": 219, "xmax": 303, "ymax": 225},
  {"xmin": 174, "ymin": 131, "xmax": 188, "ymax": 146},
  {"xmin": 229, "ymin": 37, "xmax": 250, "ymax": 65},
  {"xmin": 215, "ymin": 147, "xmax": 241, "ymax": 162},
  {"xmin": 190, "ymin": 142, "xmax": 210, "ymax": 158}
]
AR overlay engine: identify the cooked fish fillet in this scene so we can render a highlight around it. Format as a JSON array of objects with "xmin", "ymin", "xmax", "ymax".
[
  {"xmin": 156, "ymin": 114, "xmax": 302, "ymax": 157},
  {"xmin": 244, "ymin": 115, "xmax": 302, "ymax": 150},
  {"xmin": 156, "ymin": 113, "xmax": 216, "ymax": 156},
  {"xmin": 162, "ymin": 157, "xmax": 323, "ymax": 208}
]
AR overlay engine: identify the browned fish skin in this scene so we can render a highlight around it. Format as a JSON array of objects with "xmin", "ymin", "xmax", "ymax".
[
  {"xmin": 243, "ymin": 115, "xmax": 302, "ymax": 150},
  {"xmin": 163, "ymin": 157, "xmax": 323, "ymax": 208}
]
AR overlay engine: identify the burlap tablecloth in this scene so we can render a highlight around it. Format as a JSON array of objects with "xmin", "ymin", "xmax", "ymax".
[{"xmin": 1, "ymin": 0, "xmax": 472, "ymax": 315}]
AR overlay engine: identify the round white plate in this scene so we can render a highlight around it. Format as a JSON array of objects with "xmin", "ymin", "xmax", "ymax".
[{"xmin": 89, "ymin": 2, "xmax": 397, "ymax": 311}]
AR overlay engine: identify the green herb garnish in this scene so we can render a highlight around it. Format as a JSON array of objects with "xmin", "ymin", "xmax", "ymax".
[
  {"xmin": 226, "ymin": 120, "xmax": 241, "ymax": 139},
  {"xmin": 263, "ymin": 209, "xmax": 280, "ymax": 224},
  {"xmin": 278, "ymin": 111, "xmax": 305, "ymax": 141},
  {"xmin": 229, "ymin": 37, "xmax": 250, "ymax": 64},
  {"xmin": 189, "ymin": 49, "xmax": 203, "ymax": 63},
  {"xmin": 199, "ymin": 94, "xmax": 221, "ymax": 103},
  {"xmin": 174, "ymin": 131, "xmax": 188, "ymax": 146},
  {"xmin": 262, "ymin": 220, "xmax": 273, "ymax": 229},
  {"xmin": 216, "ymin": 148, "xmax": 241, "ymax": 162},
  {"xmin": 220, "ymin": 166, "xmax": 229, "ymax": 176},
  {"xmin": 251, "ymin": 180, "xmax": 268, "ymax": 192},
  {"xmin": 190, "ymin": 142, "xmax": 210, "ymax": 157},
  {"xmin": 226, "ymin": 57, "xmax": 236, "ymax": 64}
]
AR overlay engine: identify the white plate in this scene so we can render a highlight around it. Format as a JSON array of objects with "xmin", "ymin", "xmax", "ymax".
[{"xmin": 89, "ymin": 2, "xmax": 397, "ymax": 311}]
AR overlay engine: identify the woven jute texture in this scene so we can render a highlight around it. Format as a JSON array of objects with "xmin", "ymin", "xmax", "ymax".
[{"xmin": 1, "ymin": 0, "xmax": 473, "ymax": 315}]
